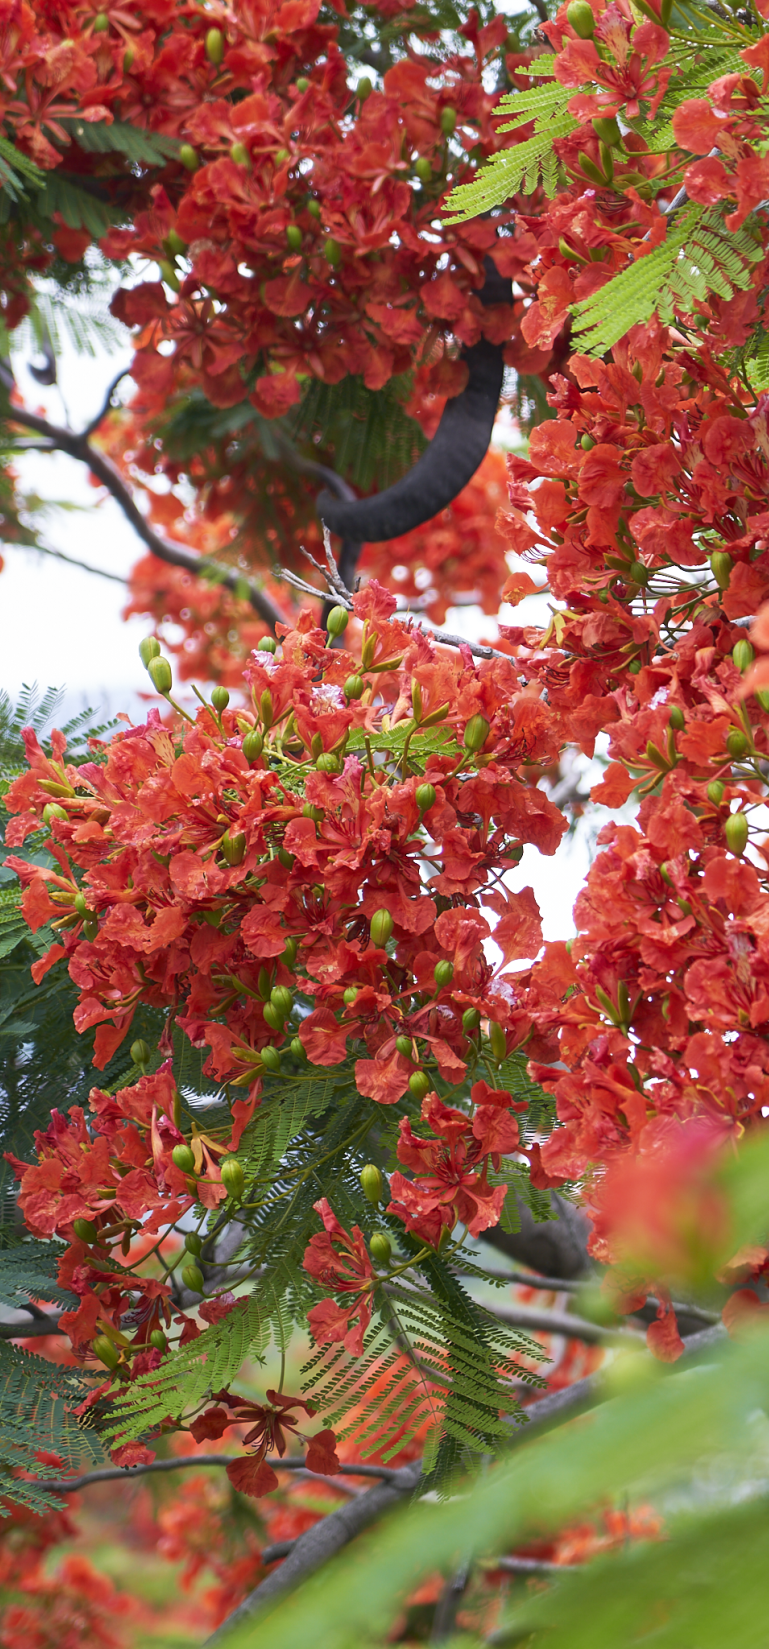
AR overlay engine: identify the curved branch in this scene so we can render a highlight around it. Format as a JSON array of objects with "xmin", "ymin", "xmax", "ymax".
[
  {"xmin": 204, "ymin": 1460, "xmax": 425, "ymax": 1644},
  {"xmin": 33, "ymin": 1455, "xmax": 405, "ymax": 1497},
  {"xmin": 316, "ymin": 259, "xmax": 511, "ymax": 549},
  {"xmin": 1, "ymin": 393, "xmax": 289, "ymax": 634}
]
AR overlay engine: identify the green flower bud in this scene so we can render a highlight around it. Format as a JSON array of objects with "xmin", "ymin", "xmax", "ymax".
[
  {"xmin": 205, "ymin": 26, "xmax": 224, "ymax": 64},
  {"xmin": 172, "ymin": 1143, "xmax": 196, "ymax": 1174},
  {"xmin": 83, "ymin": 916, "xmax": 98, "ymax": 941},
  {"xmin": 123, "ymin": 44, "xmax": 134, "ymax": 70},
  {"xmin": 360, "ymin": 1164, "xmax": 383, "ymax": 1203},
  {"xmin": 184, "ymin": 1232, "xmax": 203, "ymax": 1256},
  {"xmin": 258, "ymin": 635, "xmax": 277, "ymax": 654},
  {"xmin": 42, "ymin": 802, "xmax": 68, "ymax": 824},
  {"xmin": 148, "ymin": 656, "xmax": 172, "ymax": 695},
  {"xmin": 408, "ymin": 1070, "xmax": 431, "ymax": 1101},
  {"xmin": 370, "ymin": 909, "xmax": 394, "ymax": 947},
  {"xmin": 324, "ymin": 236, "xmax": 341, "ymax": 266},
  {"xmin": 629, "ymin": 560, "xmax": 649, "ymax": 587},
  {"xmin": 415, "ymin": 156, "xmax": 432, "ymax": 182},
  {"xmin": 74, "ymin": 891, "xmax": 88, "ymax": 918},
  {"xmin": 489, "ymin": 1021, "xmax": 507, "ymax": 1062},
  {"xmin": 434, "ymin": 959, "xmax": 454, "ymax": 989},
  {"xmin": 756, "ymin": 689, "xmax": 769, "ymax": 712},
  {"xmin": 287, "ymin": 224, "xmax": 303, "ymax": 251},
  {"xmin": 263, "ymin": 1002, "xmax": 285, "ymax": 1032},
  {"xmin": 356, "ymin": 75, "xmax": 372, "ymax": 100},
  {"xmin": 290, "ymin": 1035, "xmax": 306, "ymax": 1060},
  {"xmin": 463, "ymin": 714, "xmax": 490, "ymax": 753},
  {"xmin": 93, "ymin": 1334, "xmax": 120, "ymax": 1370},
  {"xmin": 271, "ymin": 984, "xmax": 293, "ymax": 1018},
  {"xmin": 628, "ymin": 659, "xmax": 642, "ymax": 674},
  {"xmin": 581, "ymin": 432, "xmax": 596, "ymax": 450},
  {"xmin": 179, "ymin": 144, "xmax": 199, "ymax": 171},
  {"xmin": 345, "ymin": 675, "xmax": 364, "ymax": 699},
  {"xmin": 243, "ymin": 728, "xmax": 263, "ymax": 762},
  {"xmin": 725, "ymin": 811, "xmax": 748, "ymax": 856},
  {"xmin": 307, "ymin": 198, "xmax": 321, "ymax": 218},
  {"xmin": 302, "ymin": 802, "xmax": 323, "ymax": 821},
  {"xmin": 726, "ymin": 729, "xmax": 749, "ymax": 760},
  {"xmin": 274, "ymin": 148, "xmax": 290, "ymax": 164},
  {"xmin": 370, "ymin": 1232, "xmax": 392, "ymax": 1266},
  {"xmin": 139, "ymin": 636, "xmax": 161, "ymax": 668},
  {"xmin": 73, "ymin": 1218, "xmax": 99, "ymax": 1244},
  {"xmin": 710, "ymin": 550, "xmax": 732, "ymax": 591},
  {"xmin": 343, "ymin": 986, "xmax": 358, "ymax": 1005},
  {"xmin": 567, "ymin": 0, "xmax": 596, "ymax": 36},
  {"xmin": 733, "ymin": 639, "xmax": 754, "ymax": 674},
  {"xmin": 416, "ymin": 782, "xmax": 436, "ymax": 813},
  {"xmin": 211, "ymin": 685, "xmax": 229, "ymax": 711},
  {"xmin": 281, "ymin": 939, "xmax": 298, "ymax": 973},
  {"xmin": 462, "ymin": 1007, "xmax": 481, "ymax": 1035},
  {"xmin": 220, "ymin": 1156, "xmax": 245, "ymax": 1199},
  {"xmin": 395, "ymin": 1034, "xmax": 413, "ymax": 1059},
  {"xmin": 592, "ymin": 115, "xmax": 621, "ymax": 146},
  {"xmin": 260, "ymin": 689, "xmax": 274, "ymax": 729},
  {"xmin": 440, "ymin": 105, "xmax": 457, "ymax": 134},
  {"xmin": 181, "ymin": 1262, "xmax": 205, "ymax": 1293},
  {"xmin": 296, "ymin": 76, "xmax": 310, "ymax": 92},
  {"xmin": 149, "ymin": 1328, "xmax": 168, "ymax": 1353},
  {"xmin": 260, "ymin": 1045, "xmax": 282, "ymax": 1072},
  {"xmin": 230, "ymin": 140, "xmax": 250, "ymax": 168},
  {"xmin": 221, "ymin": 829, "xmax": 246, "ymax": 866},
  {"xmin": 668, "ymin": 705, "xmax": 685, "ymax": 731},
  {"xmin": 93, "ymin": 11, "xmax": 109, "ymax": 31},
  {"xmin": 707, "ymin": 780, "xmax": 724, "ymax": 806},
  {"xmin": 316, "ymin": 752, "xmax": 341, "ymax": 774},
  {"xmin": 326, "ymin": 605, "xmax": 349, "ymax": 636},
  {"xmin": 130, "ymin": 1039, "xmax": 151, "ymax": 1068},
  {"xmin": 277, "ymin": 846, "xmax": 295, "ymax": 870}
]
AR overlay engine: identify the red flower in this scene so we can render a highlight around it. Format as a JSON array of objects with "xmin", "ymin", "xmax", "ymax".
[
  {"xmin": 387, "ymin": 1092, "xmax": 513, "ymax": 1243},
  {"xmin": 303, "ymin": 1199, "xmax": 376, "ymax": 1355}
]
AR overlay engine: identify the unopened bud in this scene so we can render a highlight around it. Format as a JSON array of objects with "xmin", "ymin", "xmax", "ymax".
[
  {"xmin": 221, "ymin": 829, "xmax": 246, "ymax": 866},
  {"xmin": 185, "ymin": 1232, "xmax": 203, "ymax": 1256},
  {"xmin": 370, "ymin": 1232, "xmax": 392, "ymax": 1265},
  {"xmin": 243, "ymin": 728, "xmax": 263, "ymax": 762},
  {"xmin": 360, "ymin": 1164, "xmax": 383, "ymax": 1203},
  {"xmin": 416, "ymin": 782, "xmax": 436, "ymax": 813},
  {"xmin": 179, "ymin": 144, "xmax": 198, "ymax": 171},
  {"xmin": 707, "ymin": 780, "xmax": 724, "ymax": 807},
  {"xmin": 326, "ymin": 605, "xmax": 349, "ymax": 637},
  {"xmin": 725, "ymin": 811, "xmax": 748, "ymax": 855},
  {"xmin": 139, "ymin": 636, "xmax": 161, "ymax": 668},
  {"xmin": 726, "ymin": 729, "xmax": 749, "ymax": 760},
  {"xmin": 463, "ymin": 714, "xmax": 490, "ymax": 753},
  {"xmin": 434, "ymin": 959, "xmax": 454, "ymax": 988},
  {"xmin": 182, "ymin": 1262, "xmax": 205, "ymax": 1293},
  {"xmin": 172, "ymin": 1143, "xmax": 196, "ymax": 1174},
  {"xmin": 73, "ymin": 1218, "xmax": 99, "ymax": 1244},
  {"xmin": 211, "ymin": 685, "xmax": 229, "ymax": 711},
  {"xmin": 489, "ymin": 1021, "xmax": 507, "ymax": 1062},
  {"xmin": 370, "ymin": 909, "xmax": 393, "ymax": 947},
  {"xmin": 149, "ymin": 1328, "xmax": 168, "ymax": 1353},
  {"xmin": 345, "ymin": 674, "xmax": 364, "ymax": 699},
  {"xmin": 733, "ymin": 639, "xmax": 754, "ymax": 674},
  {"xmin": 408, "ymin": 1070, "xmax": 431, "ymax": 1100},
  {"xmin": 148, "ymin": 656, "xmax": 172, "ymax": 695},
  {"xmin": 93, "ymin": 1334, "xmax": 120, "ymax": 1370},
  {"xmin": 130, "ymin": 1039, "xmax": 151, "ymax": 1068},
  {"xmin": 258, "ymin": 635, "xmax": 277, "ymax": 654},
  {"xmin": 710, "ymin": 550, "xmax": 732, "ymax": 591},
  {"xmin": 260, "ymin": 689, "xmax": 274, "ymax": 729},
  {"xmin": 440, "ymin": 105, "xmax": 457, "ymax": 134},
  {"xmin": 462, "ymin": 1007, "xmax": 481, "ymax": 1035},
  {"xmin": 205, "ymin": 26, "xmax": 224, "ymax": 64},
  {"xmin": 395, "ymin": 1034, "xmax": 413, "ymax": 1059},
  {"xmin": 567, "ymin": 0, "xmax": 596, "ymax": 35},
  {"xmin": 220, "ymin": 1156, "xmax": 245, "ymax": 1199}
]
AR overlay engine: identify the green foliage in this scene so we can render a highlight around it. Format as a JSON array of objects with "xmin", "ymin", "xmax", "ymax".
[
  {"xmin": 288, "ymin": 374, "xmax": 427, "ymax": 494},
  {"xmin": 444, "ymin": 69, "xmax": 575, "ymax": 219},
  {"xmin": 0, "ymin": 1238, "xmax": 75, "ymax": 1308},
  {"xmin": 571, "ymin": 205, "xmax": 763, "ymax": 357},
  {"xmin": 0, "ymin": 136, "xmax": 44, "ymax": 205},
  {"xmin": 0, "ymin": 1341, "xmax": 102, "ymax": 1513},
  {"xmin": 57, "ymin": 118, "xmax": 180, "ymax": 166}
]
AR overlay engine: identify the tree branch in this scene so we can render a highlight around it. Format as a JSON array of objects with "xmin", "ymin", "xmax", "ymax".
[
  {"xmin": 33, "ymin": 1454, "xmax": 406, "ymax": 1496},
  {"xmin": 1, "ymin": 384, "xmax": 289, "ymax": 634},
  {"xmin": 203, "ymin": 1460, "xmax": 426, "ymax": 1644}
]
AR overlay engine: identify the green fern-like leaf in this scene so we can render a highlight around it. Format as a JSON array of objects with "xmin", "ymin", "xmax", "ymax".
[
  {"xmin": 58, "ymin": 118, "xmax": 180, "ymax": 166},
  {"xmin": 0, "ymin": 136, "xmax": 44, "ymax": 203},
  {"xmin": 444, "ymin": 68, "xmax": 575, "ymax": 221},
  {"xmin": 0, "ymin": 1341, "xmax": 103, "ymax": 1513},
  {"xmin": 571, "ymin": 205, "xmax": 763, "ymax": 356},
  {"xmin": 32, "ymin": 173, "xmax": 114, "ymax": 237},
  {"xmin": 0, "ymin": 1238, "xmax": 76, "ymax": 1310},
  {"xmin": 104, "ymin": 1292, "xmax": 276, "ymax": 1446}
]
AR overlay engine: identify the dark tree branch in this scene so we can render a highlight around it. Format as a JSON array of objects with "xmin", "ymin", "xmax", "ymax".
[
  {"xmin": 0, "ymin": 369, "xmax": 289, "ymax": 634},
  {"xmin": 316, "ymin": 259, "xmax": 511, "ymax": 552},
  {"xmin": 33, "ymin": 1455, "xmax": 406, "ymax": 1497},
  {"xmin": 203, "ymin": 1460, "xmax": 426, "ymax": 1644}
]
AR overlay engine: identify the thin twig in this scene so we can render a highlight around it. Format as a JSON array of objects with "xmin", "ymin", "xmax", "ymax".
[
  {"xmin": 6, "ymin": 539, "xmax": 127, "ymax": 584},
  {"xmin": 33, "ymin": 1454, "xmax": 406, "ymax": 1496},
  {"xmin": 1, "ymin": 373, "xmax": 288, "ymax": 633},
  {"xmin": 277, "ymin": 537, "xmax": 509, "ymax": 661},
  {"xmin": 487, "ymin": 1302, "xmax": 645, "ymax": 1345}
]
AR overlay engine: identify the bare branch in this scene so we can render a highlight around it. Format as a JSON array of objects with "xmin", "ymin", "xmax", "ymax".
[
  {"xmin": 33, "ymin": 1454, "xmax": 407, "ymax": 1496},
  {"xmin": 1, "ymin": 396, "xmax": 289, "ymax": 634},
  {"xmin": 81, "ymin": 368, "xmax": 131, "ymax": 439},
  {"xmin": 486, "ymin": 1301, "xmax": 645, "ymax": 1346}
]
